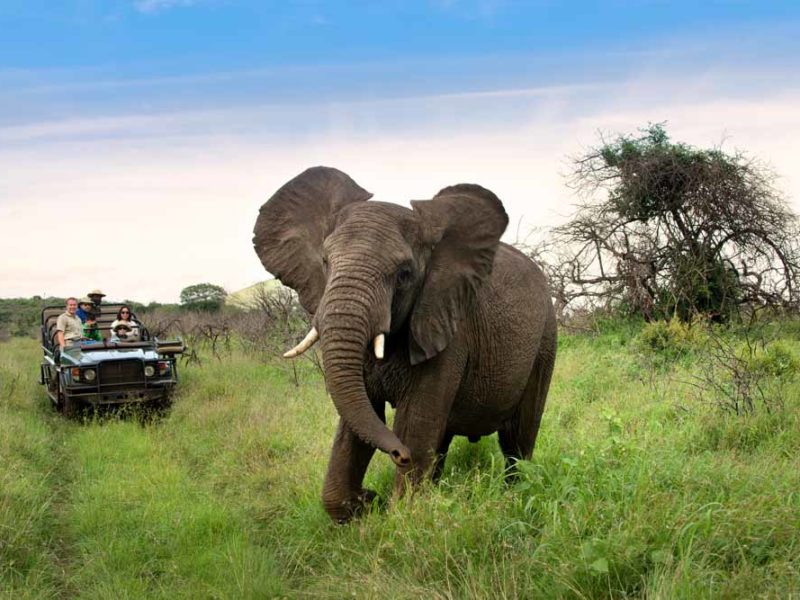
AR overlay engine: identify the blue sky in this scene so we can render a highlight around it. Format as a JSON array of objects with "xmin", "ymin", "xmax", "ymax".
[
  {"xmin": 2, "ymin": 1, "xmax": 799, "ymax": 301},
  {"xmin": 3, "ymin": 1, "xmax": 799, "ymax": 70},
  {"xmin": 3, "ymin": 0, "xmax": 798, "ymax": 124}
]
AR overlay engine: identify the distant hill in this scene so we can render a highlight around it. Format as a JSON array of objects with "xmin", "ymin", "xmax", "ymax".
[{"xmin": 226, "ymin": 279, "xmax": 286, "ymax": 308}]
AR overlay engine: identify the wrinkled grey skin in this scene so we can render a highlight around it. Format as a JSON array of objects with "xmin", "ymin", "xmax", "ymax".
[{"xmin": 254, "ymin": 167, "xmax": 556, "ymax": 522}]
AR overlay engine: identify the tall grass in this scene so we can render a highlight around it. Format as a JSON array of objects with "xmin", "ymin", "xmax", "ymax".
[{"xmin": 1, "ymin": 323, "xmax": 799, "ymax": 598}]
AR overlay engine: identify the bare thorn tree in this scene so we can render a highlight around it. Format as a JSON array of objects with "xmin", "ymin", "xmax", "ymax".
[{"xmin": 547, "ymin": 123, "xmax": 800, "ymax": 321}]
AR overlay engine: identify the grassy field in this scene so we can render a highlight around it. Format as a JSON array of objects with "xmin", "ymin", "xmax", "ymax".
[{"xmin": 2, "ymin": 322, "xmax": 799, "ymax": 599}]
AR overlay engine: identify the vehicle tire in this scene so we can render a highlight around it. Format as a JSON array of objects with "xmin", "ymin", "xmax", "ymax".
[
  {"xmin": 48, "ymin": 379, "xmax": 60, "ymax": 408},
  {"xmin": 61, "ymin": 394, "xmax": 81, "ymax": 418},
  {"xmin": 149, "ymin": 392, "xmax": 172, "ymax": 417}
]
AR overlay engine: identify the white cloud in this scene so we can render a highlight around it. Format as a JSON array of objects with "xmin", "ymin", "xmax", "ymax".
[{"xmin": 0, "ymin": 82, "xmax": 605, "ymax": 143}]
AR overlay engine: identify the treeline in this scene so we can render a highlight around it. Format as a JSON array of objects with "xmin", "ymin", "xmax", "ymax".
[{"xmin": 0, "ymin": 297, "xmax": 67, "ymax": 339}]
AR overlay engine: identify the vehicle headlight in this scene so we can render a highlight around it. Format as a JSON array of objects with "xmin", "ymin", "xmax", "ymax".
[
  {"xmin": 83, "ymin": 368, "xmax": 96, "ymax": 382},
  {"xmin": 144, "ymin": 365, "xmax": 156, "ymax": 377}
]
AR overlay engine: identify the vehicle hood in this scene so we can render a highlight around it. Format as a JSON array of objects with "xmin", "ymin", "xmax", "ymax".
[{"xmin": 60, "ymin": 347, "xmax": 161, "ymax": 366}]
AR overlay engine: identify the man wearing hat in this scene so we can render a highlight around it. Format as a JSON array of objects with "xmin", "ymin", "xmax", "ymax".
[
  {"xmin": 87, "ymin": 289, "xmax": 106, "ymax": 320},
  {"xmin": 88, "ymin": 288, "xmax": 106, "ymax": 306}
]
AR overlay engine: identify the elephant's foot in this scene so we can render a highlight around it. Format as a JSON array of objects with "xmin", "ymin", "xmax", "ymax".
[{"xmin": 323, "ymin": 488, "xmax": 378, "ymax": 524}]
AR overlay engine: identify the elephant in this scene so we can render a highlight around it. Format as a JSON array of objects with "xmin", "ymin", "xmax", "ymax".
[{"xmin": 253, "ymin": 166, "xmax": 557, "ymax": 522}]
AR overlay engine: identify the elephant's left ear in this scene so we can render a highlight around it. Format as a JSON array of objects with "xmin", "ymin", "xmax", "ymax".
[{"xmin": 409, "ymin": 184, "xmax": 508, "ymax": 365}]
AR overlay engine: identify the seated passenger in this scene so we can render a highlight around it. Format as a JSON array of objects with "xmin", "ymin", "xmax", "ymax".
[
  {"xmin": 83, "ymin": 314, "xmax": 103, "ymax": 343},
  {"xmin": 76, "ymin": 297, "xmax": 94, "ymax": 323},
  {"xmin": 55, "ymin": 297, "xmax": 83, "ymax": 349},
  {"xmin": 110, "ymin": 305, "xmax": 140, "ymax": 342}
]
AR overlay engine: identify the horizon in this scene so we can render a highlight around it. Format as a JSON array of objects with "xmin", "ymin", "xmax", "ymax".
[{"xmin": 2, "ymin": 1, "xmax": 799, "ymax": 302}]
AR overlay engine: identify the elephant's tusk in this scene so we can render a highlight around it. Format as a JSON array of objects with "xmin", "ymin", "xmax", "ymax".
[
  {"xmin": 283, "ymin": 327, "xmax": 319, "ymax": 358},
  {"xmin": 374, "ymin": 333, "xmax": 385, "ymax": 360}
]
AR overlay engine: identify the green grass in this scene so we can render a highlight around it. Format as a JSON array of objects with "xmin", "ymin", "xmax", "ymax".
[{"xmin": 2, "ymin": 324, "xmax": 799, "ymax": 598}]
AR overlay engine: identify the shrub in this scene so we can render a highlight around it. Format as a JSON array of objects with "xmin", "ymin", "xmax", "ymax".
[
  {"xmin": 745, "ymin": 341, "xmax": 800, "ymax": 379},
  {"xmin": 692, "ymin": 329, "xmax": 799, "ymax": 415},
  {"xmin": 635, "ymin": 317, "xmax": 703, "ymax": 361}
]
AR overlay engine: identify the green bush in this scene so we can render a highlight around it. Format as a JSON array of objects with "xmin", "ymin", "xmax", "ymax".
[
  {"xmin": 693, "ymin": 334, "xmax": 800, "ymax": 415},
  {"xmin": 745, "ymin": 341, "xmax": 800, "ymax": 379},
  {"xmin": 635, "ymin": 317, "xmax": 703, "ymax": 361}
]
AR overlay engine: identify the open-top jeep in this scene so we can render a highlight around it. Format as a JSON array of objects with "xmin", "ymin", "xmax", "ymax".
[{"xmin": 39, "ymin": 303, "xmax": 185, "ymax": 416}]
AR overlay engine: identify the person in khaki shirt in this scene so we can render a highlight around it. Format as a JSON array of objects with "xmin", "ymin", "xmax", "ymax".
[{"xmin": 56, "ymin": 297, "xmax": 83, "ymax": 348}]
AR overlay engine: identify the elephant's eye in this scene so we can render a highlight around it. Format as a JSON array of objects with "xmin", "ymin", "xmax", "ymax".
[{"xmin": 396, "ymin": 265, "xmax": 413, "ymax": 286}]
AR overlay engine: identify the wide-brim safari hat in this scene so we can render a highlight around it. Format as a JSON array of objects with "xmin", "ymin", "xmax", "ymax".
[
  {"xmin": 88, "ymin": 289, "xmax": 106, "ymax": 297},
  {"xmin": 79, "ymin": 296, "xmax": 93, "ymax": 305}
]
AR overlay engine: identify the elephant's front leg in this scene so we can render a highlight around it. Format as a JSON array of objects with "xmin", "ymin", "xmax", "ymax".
[
  {"xmin": 392, "ymin": 403, "xmax": 451, "ymax": 493},
  {"xmin": 322, "ymin": 418, "xmax": 379, "ymax": 523},
  {"xmin": 391, "ymin": 358, "xmax": 461, "ymax": 493}
]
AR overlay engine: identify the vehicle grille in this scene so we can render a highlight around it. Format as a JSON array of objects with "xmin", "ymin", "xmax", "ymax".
[{"xmin": 99, "ymin": 360, "xmax": 144, "ymax": 385}]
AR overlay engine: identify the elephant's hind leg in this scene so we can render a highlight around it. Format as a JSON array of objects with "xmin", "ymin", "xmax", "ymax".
[
  {"xmin": 499, "ymin": 326, "xmax": 556, "ymax": 472},
  {"xmin": 322, "ymin": 418, "xmax": 379, "ymax": 523}
]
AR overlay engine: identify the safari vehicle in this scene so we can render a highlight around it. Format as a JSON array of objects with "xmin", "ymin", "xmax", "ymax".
[{"xmin": 39, "ymin": 303, "xmax": 185, "ymax": 415}]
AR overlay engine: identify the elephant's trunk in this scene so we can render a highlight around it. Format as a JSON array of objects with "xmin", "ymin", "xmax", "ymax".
[{"xmin": 319, "ymin": 279, "xmax": 411, "ymax": 467}]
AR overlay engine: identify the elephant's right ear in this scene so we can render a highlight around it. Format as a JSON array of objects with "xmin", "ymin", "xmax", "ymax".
[{"xmin": 253, "ymin": 166, "xmax": 373, "ymax": 315}]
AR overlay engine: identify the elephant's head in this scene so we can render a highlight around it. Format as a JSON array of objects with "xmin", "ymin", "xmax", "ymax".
[{"xmin": 253, "ymin": 167, "xmax": 508, "ymax": 466}]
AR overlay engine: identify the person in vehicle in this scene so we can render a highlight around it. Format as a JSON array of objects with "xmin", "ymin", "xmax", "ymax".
[
  {"xmin": 82, "ymin": 314, "xmax": 103, "ymax": 342},
  {"xmin": 87, "ymin": 288, "xmax": 106, "ymax": 320},
  {"xmin": 76, "ymin": 297, "xmax": 94, "ymax": 323},
  {"xmin": 75, "ymin": 296, "xmax": 103, "ymax": 342},
  {"xmin": 110, "ymin": 305, "xmax": 139, "ymax": 342},
  {"xmin": 55, "ymin": 297, "xmax": 83, "ymax": 348}
]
